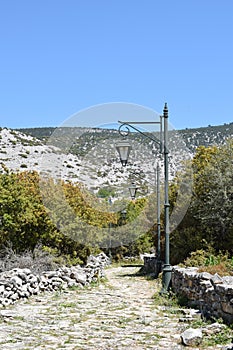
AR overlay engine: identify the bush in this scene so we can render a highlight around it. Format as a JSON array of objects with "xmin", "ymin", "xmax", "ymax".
[
  {"xmin": 0, "ymin": 243, "xmax": 59, "ymax": 274},
  {"xmin": 181, "ymin": 249, "xmax": 233, "ymax": 276},
  {"xmin": 182, "ymin": 248, "xmax": 214, "ymax": 267}
]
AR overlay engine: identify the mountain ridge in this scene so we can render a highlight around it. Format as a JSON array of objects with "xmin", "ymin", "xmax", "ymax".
[
  {"xmin": 16, "ymin": 121, "xmax": 233, "ymax": 150},
  {"xmin": 0, "ymin": 123, "xmax": 232, "ymax": 197}
]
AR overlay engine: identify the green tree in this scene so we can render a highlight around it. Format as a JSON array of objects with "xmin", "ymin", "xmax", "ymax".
[
  {"xmin": 0, "ymin": 169, "xmax": 55, "ymax": 251},
  {"xmin": 191, "ymin": 140, "xmax": 233, "ymax": 251},
  {"xmin": 170, "ymin": 140, "xmax": 233, "ymax": 264}
]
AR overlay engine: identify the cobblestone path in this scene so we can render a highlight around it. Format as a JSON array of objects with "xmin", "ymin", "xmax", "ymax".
[{"xmin": 0, "ymin": 265, "xmax": 225, "ymax": 349}]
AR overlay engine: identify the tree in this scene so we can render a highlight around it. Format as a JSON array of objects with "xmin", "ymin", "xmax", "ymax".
[
  {"xmin": 191, "ymin": 140, "xmax": 233, "ymax": 251},
  {"xmin": 0, "ymin": 169, "xmax": 55, "ymax": 251},
  {"xmin": 0, "ymin": 168, "xmax": 116, "ymax": 263},
  {"xmin": 169, "ymin": 139, "xmax": 233, "ymax": 263}
]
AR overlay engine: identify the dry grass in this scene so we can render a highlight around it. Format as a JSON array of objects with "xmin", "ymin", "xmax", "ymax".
[
  {"xmin": 0, "ymin": 243, "xmax": 59, "ymax": 274},
  {"xmin": 198, "ymin": 262, "xmax": 233, "ymax": 276}
]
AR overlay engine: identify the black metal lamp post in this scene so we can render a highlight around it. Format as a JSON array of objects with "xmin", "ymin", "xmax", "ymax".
[
  {"xmin": 156, "ymin": 163, "xmax": 162, "ymax": 275},
  {"xmin": 108, "ymin": 197, "xmax": 113, "ymax": 261},
  {"xmin": 115, "ymin": 103, "xmax": 172, "ymax": 292}
]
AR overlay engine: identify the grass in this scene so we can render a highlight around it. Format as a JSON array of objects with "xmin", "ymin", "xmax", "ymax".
[
  {"xmin": 110, "ymin": 258, "xmax": 143, "ymax": 268},
  {"xmin": 153, "ymin": 287, "xmax": 185, "ymax": 310},
  {"xmin": 204, "ymin": 327, "xmax": 233, "ymax": 347},
  {"xmin": 109, "ymin": 304, "xmax": 128, "ymax": 311},
  {"xmin": 59, "ymin": 302, "xmax": 77, "ymax": 308},
  {"xmin": 85, "ymin": 309, "xmax": 96, "ymax": 315},
  {"xmin": 118, "ymin": 316, "xmax": 134, "ymax": 325},
  {"xmin": 64, "ymin": 336, "xmax": 72, "ymax": 344},
  {"xmin": 67, "ymin": 285, "xmax": 81, "ymax": 291}
]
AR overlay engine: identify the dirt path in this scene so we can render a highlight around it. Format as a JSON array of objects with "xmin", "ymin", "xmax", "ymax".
[{"xmin": 0, "ymin": 265, "xmax": 222, "ymax": 349}]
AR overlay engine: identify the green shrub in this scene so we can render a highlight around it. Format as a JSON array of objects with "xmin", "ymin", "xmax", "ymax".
[
  {"xmin": 181, "ymin": 248, "xmax": 213, "ymax": 267},
  {"xmin": 181, "ymin": 249, "xmax": 233, "ymax": 276},
  {"xmin": 18, "ymin": 153, "xmax": 28, "ymax": 158}
]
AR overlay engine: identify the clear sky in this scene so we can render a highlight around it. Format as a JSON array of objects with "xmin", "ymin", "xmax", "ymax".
[{"xmin": 0, "ymin": 0, "xmax": 232, "ymax": 130}]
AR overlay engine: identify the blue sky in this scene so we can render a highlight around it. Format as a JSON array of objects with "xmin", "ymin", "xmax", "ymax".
[{"xmin": 0, "ymin": 0, "xmax": 232, "ymax": 130}]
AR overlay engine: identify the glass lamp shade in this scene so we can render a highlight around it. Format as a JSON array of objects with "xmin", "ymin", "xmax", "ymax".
[
  {"xmin": 128, "ymin": 182, "xmax": 138, "ymax": 199},
  {"xmin": 115, "ymin": 140, "xmax": 131, "ymax": 166}
]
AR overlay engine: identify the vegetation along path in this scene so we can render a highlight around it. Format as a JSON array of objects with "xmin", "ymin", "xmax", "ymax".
[{"xmin": 0, "ymin": 265, "xmax": 229, "ymax": 349}]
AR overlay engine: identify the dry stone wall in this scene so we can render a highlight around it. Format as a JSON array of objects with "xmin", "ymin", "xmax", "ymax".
[
  {"xmin": 142, "ymin": 256, "xmax": 233, "ymax": 325},
  {"xmin": 172, "ymin": 266, "xmax": 233, "ymax": 324},
  {"xmin": 0, "ymin": 252, "xmax": 110, "ymax": 307}
]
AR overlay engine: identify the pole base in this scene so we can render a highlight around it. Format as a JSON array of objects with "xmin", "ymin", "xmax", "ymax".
[{"xmin": 160, "ymin": 264, "xmax": 172, "ymax": 294}]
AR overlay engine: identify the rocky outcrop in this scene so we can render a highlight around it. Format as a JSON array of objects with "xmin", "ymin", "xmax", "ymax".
[{"xmin": 0, "ymin": 252, "xmax": 110, "ymax": 307}]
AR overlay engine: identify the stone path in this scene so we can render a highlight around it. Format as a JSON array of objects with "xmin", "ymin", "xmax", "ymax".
[{"xmin": 0, "ymin": 265, "xmax": 227, "ymax": 349}]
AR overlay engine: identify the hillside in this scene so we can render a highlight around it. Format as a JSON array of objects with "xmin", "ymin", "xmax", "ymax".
[
  {"xmin": 17, "ymin": 122, "xmax": 233, "ymax": 153},
  {"xmin": 0, "ymin": 127, "xmax": 82, "ymax": 182},
  {"xmin": 179, "ymin": 123, "xmax": 233, "ymax": 152},
  {"xmin": 0, "ymin": 123, "xmax": 232, "ymax": 197}
]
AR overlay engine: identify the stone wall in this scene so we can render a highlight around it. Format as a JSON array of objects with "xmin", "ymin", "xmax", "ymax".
[
  {"xmin": 142, "ymin": 256, "xmax": 233, "ymax": 325},
  {"xmin": 141, "ymin": 254, "xmax": 161, "ymax": 277},
  {"xmin": 0, "ymin": 252, "xmax": 110, "ymax": 307},
  {"xmin": 172, "ymin": 266, "xmax": 233, "ymax": 325}
]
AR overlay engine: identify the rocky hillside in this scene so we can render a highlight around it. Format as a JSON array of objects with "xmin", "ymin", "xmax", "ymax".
[
  {"xmin": 179, "ymin": 123, "xmax": 233, "ymax": 152},
  {"xmin": 17, "ymin": 122, "xmax": 233, "ymax": 153},
  {"xmin": 0, "ymin": 123, "xmax": 232, "ymax": 197},
  {"xmin": 0, "ymin": 127, "xmax": 81, "ymax": 182}
]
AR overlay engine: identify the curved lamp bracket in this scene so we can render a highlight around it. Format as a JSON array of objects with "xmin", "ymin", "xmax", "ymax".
[{"xmin": 118, "ymin": 120, "xmax": 163, "ymax": 152}]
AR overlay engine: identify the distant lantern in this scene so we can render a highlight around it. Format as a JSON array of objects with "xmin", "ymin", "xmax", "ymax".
[
  {"xmin": 121, "ymin": 209, "xmax": 127, "ymax": 220},
  {"xmin": 128, "ymin": 182, "xmax": 138, "ymax": 200}
]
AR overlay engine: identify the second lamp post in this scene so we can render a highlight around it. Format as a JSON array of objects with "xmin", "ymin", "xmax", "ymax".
[{"xmin": 115, "ymin": 103, "xmax": 172, "ymax": 292}]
